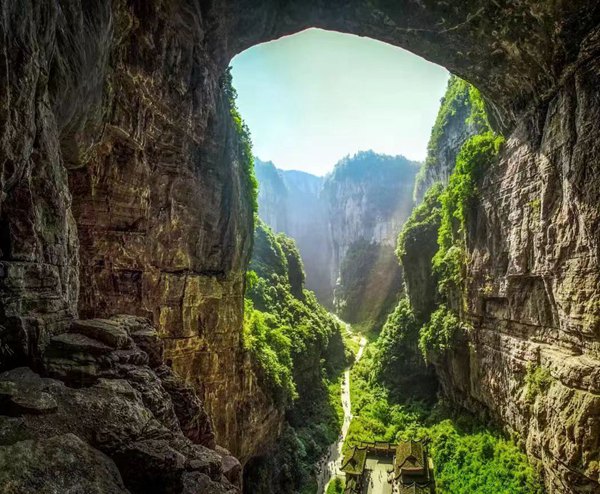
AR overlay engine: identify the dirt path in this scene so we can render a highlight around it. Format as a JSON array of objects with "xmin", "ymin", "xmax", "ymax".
[{"xmin": 317, "ymin": 335, "xmax": 367, "ymax": 493}]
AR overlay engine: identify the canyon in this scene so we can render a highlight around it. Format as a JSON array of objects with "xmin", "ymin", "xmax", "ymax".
[
  {"xmin": 0, "ymin": 1, "xmax": 599, "ymax": 493},
  {"xmin": 255, "ymin": 152, "xmax": 416, "ymax": 327}
]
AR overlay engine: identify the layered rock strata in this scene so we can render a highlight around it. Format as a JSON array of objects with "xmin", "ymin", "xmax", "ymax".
[
  {"xmin": 1, "ymin": 1, "xmax": 599, "ymax": 491},
  {"xmin": 0, "ymin": 316, "xmax": 239, "ymax": 493}
]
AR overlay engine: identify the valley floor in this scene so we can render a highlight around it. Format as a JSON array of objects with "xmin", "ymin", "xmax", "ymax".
[{"xmin": 318, "ymin": 334, "xmax": 367, "ymax": 494}]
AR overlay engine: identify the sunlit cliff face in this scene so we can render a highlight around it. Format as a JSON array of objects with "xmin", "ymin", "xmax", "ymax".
[{"xmin": 0, "ymin": 1, "xmax": 599, "ymax": 493}]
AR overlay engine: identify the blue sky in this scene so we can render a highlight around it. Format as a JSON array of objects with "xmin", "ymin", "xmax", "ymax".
[{"xmin": 230, "ymin": 28, "xmax": 448, "ymax": 176}]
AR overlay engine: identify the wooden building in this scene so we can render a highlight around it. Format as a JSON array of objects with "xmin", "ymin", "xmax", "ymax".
[
  {"xmin": 341, "ymin": 446, "xmax": 367, "ymax": 493},
  {"xmin": 393, "ymin": 440, "xmax": 435, "ymax": 493}
]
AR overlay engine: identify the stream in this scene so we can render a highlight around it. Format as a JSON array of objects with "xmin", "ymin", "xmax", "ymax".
[{"xmin": 316, "ymin": 336, "xmax": 367, "ymax": 494}]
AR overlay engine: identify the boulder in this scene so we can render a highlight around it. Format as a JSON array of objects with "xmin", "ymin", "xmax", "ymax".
[{"xmin": 0, "ymin": 433, "xmax": 129, "ymax": 494}]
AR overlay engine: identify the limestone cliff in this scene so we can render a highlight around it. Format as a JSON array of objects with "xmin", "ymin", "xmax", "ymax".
[
  {"xmin": 414, "ymin": 76, "xmax": 487, "ymax": 203},
  {"xmin": 255, "ymin": 159, "xmax": 332, "ymax": 306},
  {"xmin": 324, "ymin": 151, "xmax": 418, "ymax": 328},
  {"xmin": 403, "ymin": 63, "xmax": 600, "ymax": 493},
  {"xmin": 256, "ymin": 152, "xmax": 418, "ymax": 326},
  {"xmin": 1, "ymin": 1, "xmax": 600, "ymax": 493}
]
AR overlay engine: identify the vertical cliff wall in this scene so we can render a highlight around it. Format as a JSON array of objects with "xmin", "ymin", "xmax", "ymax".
[
  {"xmin": 404, "ymin": 57, "xmax": 600, "ymax": 493},
  {"xmin": 255, "ymin": 159, "xmax": 333, "ymax": 305},
  {"xmin": 256, "ymin": 152, "xmax": 418, "ymax": 325},
  {"xmin": 414, "ymin": 76, "xmax": 487, "ymax": 203},
  {"xmin": 0, "ymin": 0, "xmax": 276, "ymax": 467},
  {"xmin": 2, "ymin": 1, "xmax": 600, "ymax": 492},
  {"xmin": 457, "ymin": 59, "xmax": 600, "ymax": 491},
  {"xmin": 323, "ymin": 151, "xmax": 418, "ymax": 327}
]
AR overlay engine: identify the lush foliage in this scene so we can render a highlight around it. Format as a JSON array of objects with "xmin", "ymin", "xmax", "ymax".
[
  {"xmin": 424, "ymin": 418, "xmax": 543, "ymax": 494},
  {"xmin": 243, "ymin": 220, "xmax": 349, "ymax": 493},
  {"xmin": 414, "ymin": 76, "xmax": 489, "ymax": 196},
  {"xmin": 433, "ymin": 131, "xmax": 504, "ymax": 300},
  {"xmin": 345, "ymin": 337, "xmax": 543, "ymax": 494},
  {"xmin": 418, "ymin": 306, "xmax": 464, "ymax": 362},
  {"xmin": 397, "ymin": 183, "xmax": 444, "ymax": 260},
  {"xmin": 325, "ymin": 477, "xmax": 345, "ymax": 494},
  {"xmin": 371, "ymin": 299, "xmax": 437, "ymax": 401},
  {"xmin": 336, "ymin": 240, "xmax": 403, "ymax": 333},
  {"xmin": 243, "ymin": 300, "xmax": 297, "ymax": 404},
  {"xmin": 336, "ymin": 74, "xmax": 541, "ymax": 494},
  {"xmin": 222, "ymin": 67, "xmax": 258, "ymax": 214},
  {"xmin": 375, "ymin": 299, "xmax": 419, "ymax": 371},
  {"xmin": 245, "ymin": 222, "xmax": 346, "ymax": 402}
]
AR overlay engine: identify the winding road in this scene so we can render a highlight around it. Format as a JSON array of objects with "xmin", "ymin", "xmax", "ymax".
[{"xmin": 316, "ymin": 335, "xmax": 367, "ymax": 494}]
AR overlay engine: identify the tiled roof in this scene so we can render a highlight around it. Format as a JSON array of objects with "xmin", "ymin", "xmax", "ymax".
[
  {"xmin": 398, "ymin": 483, "xmax": 432, "ymax": 494},
  {"xmin": 341, "ymin": 446, "xmax": 367, "ymax": 475},
  {"xmin": 344, "ymin": 477, "xmax": 359, "ymax": 493},
  {"xmin": 394, "ymin": 440, "xmax": 428, "ymax": 480}
]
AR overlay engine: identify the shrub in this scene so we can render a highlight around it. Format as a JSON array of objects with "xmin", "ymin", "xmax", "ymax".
[
  {"xmin": 418, "ymin": 306, "xmax": 464, "ymax": 362},
  {"xmin": 414, "ymin": 77, "xmax": 490, "ymax": 197},
  {"xmin": 243, "ymin": 221, "xmax": 350, "ymax": 493},
  {"xmin": 344, "ymin": 332, "xmax": 543, "ymax": 494},
  {"xmin": 222, "ymin": 67, "xmax": 258, "ymax": 214},
  {"xmin": 243, "ymin": 300, "xmax": 297, "ymax": 406},
  {"xmin": 524, "ymin": 364, "xmax": 553, "ymax": 403},
  {"xmin": 326, "ymin": 477, "xmax": 345, "ymax": 494},
  {"xmin": 433, "ymin": 132, "xmax": 504, "ymax": 300}
]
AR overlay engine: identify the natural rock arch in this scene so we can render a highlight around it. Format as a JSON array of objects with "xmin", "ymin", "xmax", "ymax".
[
  {"xmin": 1, "ymin": 1, "xmax": 599, "ymax": 492},
  {"xmin": 222, "ymin": 0, "xmax": 599, "ymax": 129}
]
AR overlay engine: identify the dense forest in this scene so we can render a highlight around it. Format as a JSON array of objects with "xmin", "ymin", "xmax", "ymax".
[
  {"xmin": 243, "ymin": 220, "xmax": 350, "ymax": 493},
  {"xmin": 248, "ymin": 76, "xmax": 545, "ymax": 494}
]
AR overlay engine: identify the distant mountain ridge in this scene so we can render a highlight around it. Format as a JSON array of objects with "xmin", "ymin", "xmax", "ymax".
[{"xmin": 255, "ymin": 152, "xmax": 419, "ymax": 328}]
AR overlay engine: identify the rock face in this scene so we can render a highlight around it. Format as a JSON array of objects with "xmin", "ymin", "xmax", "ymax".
[
  {"xmin": 455, "ymin": 62, "xmax": 600, "ymax": 492},
  {"xmin": 1, "ymin": 1, "xmax": 600, "ymax": 492},
  {"xmin": 0, "ymin": 316, "xmax": 239, "ymax": 493},
  {"xmin": 408, "ymin": 49, "xmax": 600, "ymax": 493},
  {"xmin": 0, "ymin": 0, "xmax": 273, "ymax": 465},
  {"xmin": 256, "ymin": 151, "xmax": 418, "ymax": 324},
  {"xmin": 323, "ymin": 152, "xmax": 417, "ymax": 326},
  {"xmin": 255, "ymin": 159, "xmax": 333, "ymax": 305},
  {"xmin": 414, "ymin": 77, "xmax": 486, "ymax": 203}
]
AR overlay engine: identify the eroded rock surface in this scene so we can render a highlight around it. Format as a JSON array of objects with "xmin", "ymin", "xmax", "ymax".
[
  {"xmin": 1, "ymin": 1, "xmax": 600, "ymax": 491},
  {"xmin": 413, "ymin": 33, "xmax": 600, "ymax": 492},
  {"xmin": 0, "ymin": 316, "xmax": 238, "ymax": 493},
  {"xmin": 256, "ymin": 152, "xmax": 417, "ymax": 324}
]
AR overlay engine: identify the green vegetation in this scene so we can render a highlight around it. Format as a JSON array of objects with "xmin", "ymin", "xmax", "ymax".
[
  {"xmin": 433, "ymin": 131, "xmax": 504, "ymax": 300},
  {"xmin": 418, "ymin": 306, "xmax": 465, "ymax": 362},
  {"xmin": 345, "ymin": 337, "xmax": 543, "ymax": 494},
  {"xmin": 397, "ymin": 183, "xmax": 444, "ymax": 260},
  {"xmin": 325, "ymin": 477, "xmax": 345, "ymax": 494},
  {"xmin": 351, "ymin": 82, "xmax": 543, "ymax": 492},
  {"xmin": 396, "ymin": 184, "xmax": 444, "ymax": 321},
  {"xmin": 415, "ymin": 76, "xmax": 490, "ymax": 197},
  {"xmin": 424, "ymin": 418, "xmax": 543, "ymax": 494},
  {"xmin": 243, "ymin": 301, "xmax": 296, "ymax": 405},
  {"xmin": 524, "ymin": 364, "xmax": 553, "ymax": 403},
  {"xmin": 327, "ymin": 150, "xmax": 418, "ymax": 185},
  {"xmin": 372, "ymin": 299, "xmax": 437, "ymax": 401},
  {"xmin": 222, "ymin": 67, "xmax": 258, "ymax": 214},
  {"xmin": 243, "ymin": 220, "xmax": 349, "ymax": 493},
  {"xmin": 344, "ymin": 88, "xmax": 548, "ymax": 486},
  {"xmin": 336, "ymin": 240, "xmax": 403, "ymax": 333}
]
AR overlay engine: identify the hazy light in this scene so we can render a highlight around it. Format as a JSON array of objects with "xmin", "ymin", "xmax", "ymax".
[{"xmin": 230, "ymin": 28, "xmax": 449, "ymax": 176}]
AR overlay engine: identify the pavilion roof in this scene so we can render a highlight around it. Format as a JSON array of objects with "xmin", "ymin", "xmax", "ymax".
[
  {"xmin": 394, "ymin": 440, "xmax": 426, "ymax": 479},
  {"xmin": 398, "ymin": 482, "xmax": 432, "ymax": 494},
  {"xmin": 341, "ymin": 446, "xmax": 367, "ymax": 476}
]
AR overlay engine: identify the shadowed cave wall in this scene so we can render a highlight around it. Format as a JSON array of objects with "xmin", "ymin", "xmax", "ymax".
[{"xmin": 1, "ymin": 1, "xmax": 600, "ymax": 492}]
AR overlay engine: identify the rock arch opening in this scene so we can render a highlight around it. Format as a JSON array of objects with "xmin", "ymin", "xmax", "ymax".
[{"xmin": 0, "ymin": 2, "xmax": 599, "ymax": 493}]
